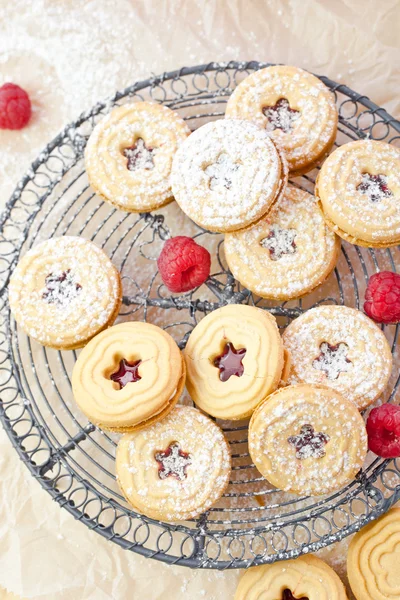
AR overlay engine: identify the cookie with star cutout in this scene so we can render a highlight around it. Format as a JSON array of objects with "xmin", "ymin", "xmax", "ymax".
[
  {"xmin": 116, "ymin": 405, "xmax": 231, "ymax": 521},
  {"xmin": 248, "ymin": 384, "xmax": 367, "ymax": 496},
  {"xmin": 8, "ymin": 236, "xmax": 122, "ymax": 350},
  {"xmin": 85, "ymin": 101, "xmax": 191, "ymax": 212},
  {"xmin": 72, "ymin": 321, "xmax": 186, "ymax": 432},
  {"xmin": 225, "ymin": 65, "xmax": 338, "ymax": 175},
  {"xmin": 282, "ymin": 305, "xmax": 392, "ymax": 411},
  {"xmin": 224, "ymin": 186, "xmax": 340, "ymax": 300},
  {"xmin": 315, "ymin": 140, "xmax": 400, "ymax": 247}
]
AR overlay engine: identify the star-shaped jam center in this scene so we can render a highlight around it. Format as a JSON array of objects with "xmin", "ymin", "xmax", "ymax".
[
  {"xmin": 312, "ymin": 342, "xmax": 352, "ymax": 380},
  {"xmin": 110, "ymin": 358, "xmax": 142, "ymax": 389},
  {"xmin": 155, "ymin": 441, "xmax": 192, "ymax": 481},
  {"xmin": 357, "ymin": 172, "xmax": 393, "ymax": 203},
  {"xmin": 260, "ymin": 225, "xmax": 297, "ymax": 260},
  {"xmin": 281, "ymin": 590, "xmax": 309, "ymax": 600},
  {"xmin": 42, "ymin": 269, "xmax": 82, "ymax": 306},
  {"xmin": 287, "ymin": 424, "xmax": 330, "ymax": 460},
  {"xmin": 262, "ymin": 98, "xmax": 300, "ymax": 133},
  {"xmin": 204, "ymin": 153, "xmax": 240, "ymax": 191},
  {"xmin": 213, "ymin": 342, "xmax": 247, "ymax": 382},
  {"xmin": 123, "ymin": 138, "xmax": 156, "ymax": 171}
]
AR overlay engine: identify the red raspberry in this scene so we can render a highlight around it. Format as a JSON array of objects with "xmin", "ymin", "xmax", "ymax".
[
  {"xmin": 157, "ymin": 236, "xmax": 211, "ymax": 293},
  {"xmin": 0, "ymin": 83, "xmax": 32, "ymax": 130},
  {"xmin": 364, "ymin": 271, "xmax": 400, "ymax": 324},
  {"xmin": 366, "ymin": 404, "xmax": 400, "ymax": 458}
]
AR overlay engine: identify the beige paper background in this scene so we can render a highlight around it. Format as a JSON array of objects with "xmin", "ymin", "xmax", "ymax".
[{"xmin": 1, "ymin": 0, "xmax": 400, "ymax": 598}]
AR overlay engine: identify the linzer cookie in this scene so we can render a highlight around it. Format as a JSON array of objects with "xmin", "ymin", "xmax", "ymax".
[
  {"xmin": 170, "ymin": 119, "xmax": 288, "ymax": 232},
  {"xmin": 72, "ymin": 321, "xmax": 185, "ymax": 432},
  {"xmin": 249, "ymin": 384, "xmax": 367, "ymax": 496},
  {"xmin": 85, "ymin": 101, "xmax": 190, "ymax": 212},
  {"xmin": 235, "ymin": 555, "xmax": 348, "ymax": 600},
  {"xmin": 224, "ymin": 186, "xmax": 340, "ymax": 300},
  {"xmin": 116, "ymin": 405, "xmax": 231, "ymax": 521},
  {"xmin": 184, "ymin": 304, "xmax": 285, "ymax": 420},
  {"xmin": 225, "ymin": 65, "xmax": 338, "ymax": 175},
  {"xmin": 8, "ymin": 236, "xmax": 121, "ymax": 350},
  {"xmin": 315, "ymin": 140, "xmax": 400, "ymax": 247},
  {"xmin": 282, "ymin": 305, "xmax": 392, "ymax": 411}
]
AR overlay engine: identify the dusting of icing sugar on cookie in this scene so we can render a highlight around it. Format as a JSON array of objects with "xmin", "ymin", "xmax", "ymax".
[
  {"xmin": 287, "ymin": 424, "xmax": 330, "ymax": 459},
  {"xmin": 204, "ymin": 153, "xmax": 240, "ymax": 190},
  {"xmin": 312, "ymin": 342, "xmax": 352, "ymax": 380},
  {"xmin": 263, "ymin": 98, "xmax": 300, "ymax": 133},
  {"xmin": 260, "ymin": 224, "xmax": 297, "ymax": 260},
  {"xmin": 42, "ymin": 269, "xmax": 82, "ymax": 306},
  {"xmin": 123, "ymin": 137, "xmax": 156, "ymax": 171},
  {"xmin": 357, "ymin": 172, "xmax": 393, "ymax": 203},
  {"xmin": 155, "ymin": 441, "xmax": 192, "ymax": 481}
]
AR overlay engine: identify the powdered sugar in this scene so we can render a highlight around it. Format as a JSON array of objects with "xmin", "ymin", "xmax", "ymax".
[
  {"xmin": 260, "ymin": 224, "xmax": 297, "ymax": 261},
  {"xmin": 312, "ymin": 342, "xmax": 351, "ymax": 380}
]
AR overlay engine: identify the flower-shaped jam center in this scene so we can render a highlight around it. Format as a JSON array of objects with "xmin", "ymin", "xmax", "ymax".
[
  {"xmin": 313, "ymin": 342, "xmax": 352, "ymax": 380},
  {"xmin": 288, "ymin": 424, "xmax": 330, "ymax": 460},
  {"xmin": 155, "ymin": 441, "xmax": 192, "ymax": 481},
  {"xmin": 282, "ymin": 590, "xmax": 309, "ymax": 600},
  {"xmin": 213, "ymin": 342, "xmax": 247, "ymax": 382},
  {"xmin": 262, "ymin": 98, "xmax": 300, "ymax": 133},
  {"xmin": 357, "ymin": 173, "xmax": 393, "ymax": 203},
  {"xmin": 260, "ymin": 225, "xmax": 297, "ymax": 260},
  {"xmin": 123, "ymin": 138, "xmax": 155, "ymax": 171},
  {"xmin": 42, "ymin": 269, "xmax": 82, "ymax": 306},
  {"xmin": 204, "ymin": 153, "xmax": 240, "ymax": 191},
  {"xmin": 110, "ymin": 358, "xmax": 142, "ymax": 389}
]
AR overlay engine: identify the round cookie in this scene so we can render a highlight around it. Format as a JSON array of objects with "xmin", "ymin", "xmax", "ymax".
[
  {"xmin": 85, "ymin": 101, "xmax": 190, "ymax": 212},
  {"xmin": 347, "ymin": 508, "xmax": 400, "ymax": 600},
  {"xmin": 72, "ymin": 321, "xmax": 186, "ymax": 432},
  {"xmin": 184, "ymin": 304, "xmax": 285, "ymax": 420},
  {"xmin": 225, "ymin": 65, "xmax": 338, "ymax": 175},
  {"xmin": 8, "ymin": 236, "xmax": 121, "ymax": 350},
  {"xmin": 116, "ymin": 405, "xmax": 231, "ymax": 521},
  {"xmin": 171, "ymin": 119, "xmax": 288, "ymax": 233},
  {"xmin": 224, "ymin": 186, "xmax": 340, "ymax": 300},
  {"xmin": 235, "ymin": 554, "xmax": 348, "ymax": 599},
  {"xmin": 315, "ymin": 140, "xmax": 400, "ymax": 247},
  {"xmin": 282, "ymin": 305, "xmax": 393, "ymax": 411},
  {"xmin": 248, "ymin": 384, "xmax": 368, "ymax": 496}
]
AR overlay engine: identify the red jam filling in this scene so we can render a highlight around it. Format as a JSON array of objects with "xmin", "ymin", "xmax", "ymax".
[
  {"xmin": 260, "ymin": 225, "xmax": 297, "ymax": 260},
  {"xmin": 282, "ymin": 590, "xmax": 309, "ymax": 600},
  {"xmin": 213, "ymin": 342, "xmax": 246, "ymax": 382},
  {"xmin": 357, "ymin": 173, "xmax": 393, "ymax": 203},
  {"xmin": 123, "ymin": 138, "xmax": 155, "ymax": 171},
  {"xmin": 110, "ymin": 358, "xmax": 142, "ymax": 389},
  {"xmin": 287, "ymin": 424, "xmax": 330, "ymax": 460},
  {"xmin": 155, "ymin": 442, "xmax": 192, "ymax": 481},
  {"xmin": 42, "ymin": 269, "xmax": 82, "ymax": 306},
  {"xmin": 262, "ymin": 98, "xmax": 300, "ymax": 133},
  {"xmin": 312, "ymin": 342, "xmax": 351, "ymax": 380}
]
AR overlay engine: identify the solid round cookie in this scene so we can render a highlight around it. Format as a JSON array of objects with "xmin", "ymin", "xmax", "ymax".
[
  {"xmin": 224, "ymin": 186, "xmax": 340, "ymax": 300},
  {"xmin": 171, "ymin": 119, "xmax": 288, "ymax": 232},
  {"xmin": 184, "ymin": 304, "xmax": 284, "ymax": 420},
  {"xmin": 315, "ymin": 140, "xmax": 400, "ymax": 247},
  {"xmin": 225, "ymin": 65, "xmax": 338, "ymax": 175},
  {"xmin": 235, "ymin": 554, "xmax": 348, "ymax": 600},
  {"xmin": 249, "ymin": 384, "xmax": 367, "ymax": 496},
  {"xmin": 8, "ymin": 236, "xmax": 121, "ymax": 350},
  {"xmin": 72, "ymin": 321, "xmax": 185, "ymax": 431},
  {"xmin": 116, "ymin": 405, "xmax": 231, "ymax": 521},
  {"xmin": 282, "ymin": 305, "xmax": 393, "ymax": 411},
  {"xmin": 347, "ymin": 508, "xmax": 400, "ymax": 600},
  {"xmin": 85, "ymin": 101, "xmax": 190, "ymax": 212}
]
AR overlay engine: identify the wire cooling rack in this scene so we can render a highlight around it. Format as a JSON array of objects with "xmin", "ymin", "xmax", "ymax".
[{"xmin": 1, "ymin": 61, "xmax": 400, "ymax": 569}]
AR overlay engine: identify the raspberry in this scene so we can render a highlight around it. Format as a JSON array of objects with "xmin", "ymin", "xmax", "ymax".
[
  {"xmin": 366, "ymin": 404, "xmax": 400, "ymax": 458},
  {"xmin": 157, "ymin": 236, "xmax": 211, "ymax": 293},
  {"xmin": 364, "ymin": 271, "xmax": 400, "ymax": 324},
  {"xmin": 0, "ymin": 83, "xmax": 32, "ymax": 130}
]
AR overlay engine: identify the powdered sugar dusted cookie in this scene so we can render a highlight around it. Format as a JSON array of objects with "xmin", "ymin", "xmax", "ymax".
[
  {"xmin": 171, "ymin": 119, "xmax": 288, "ymax": 232},
  {"xmin": 249, "ymin": 384, "xmax": 367, "ymax": 496},
  {"xmin": 9, "ymin": 236, "xmax": 122, "ymax": 350},
  {"xmin": 224, "ymin": 186, "xmax": 340, "ymax": 300},
  {"xmin": 85, "ymin": 101, "xmax": 190, "ymax": 212},
  {"xmin": 116, "ymin": 405, "xmax": 231, "ymax": 521},
  {"xmin": 225, "ymin": 65, "xmax": 338, "ymax": 175},
  {"xmin": 315, "ymin": 140, "xmax": 400, "ymax": 247},
  {"xmin": 282, "ymin": 305, "xmax": 392, "ymax": 411}
]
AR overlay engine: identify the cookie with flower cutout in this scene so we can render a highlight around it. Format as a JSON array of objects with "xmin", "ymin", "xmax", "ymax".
[
  {"xmin": 184, "ymin": 304, "xmax": 287, "ymax": 420},
  {"xmin": 224, "ymin": 186, "xmax": 340, "ymax": 300},
  {"xmin": 8, "ymin": 236, "xmax": 122, "ymax": 350},
  {"xmin": 72, "ymin": 321, "xmax": 186, "ymax": 432},
  {"xmin": 171, "ymin": 119, "xmax": 288, "ymax": 232},
  {"xmin": 282, "ymin": 305, "xmax": 392, "ymax": 411},
  {"xmin": 249, "ymin": 384, "xmax": 367, "ymax": 496},
  {"xmin": 235, "ymin": 554, "xmax": 348, "ymax": 600},
  {"xmin": 315, "ymin": 140, "xmax": 400, "ymax": 247},
  {"xmin": 85, "ymin": 101, "xmax": 190, "ymax": 212},
  {"xmin": 116, "ymin": 405, "xmax": 231, "ymax": 521},
  {"xmin": 225, "ymin": 65, "xmax": 338, "ymax": 175},
  {"xmin": 347, "ymin": 508, "xmax": 400, "ymax": 600}
]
